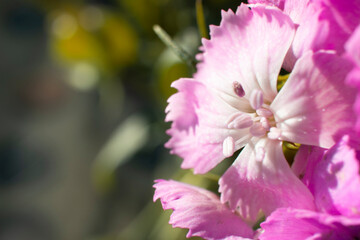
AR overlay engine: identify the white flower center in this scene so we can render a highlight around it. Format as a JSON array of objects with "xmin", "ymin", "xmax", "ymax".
[{"xmin": 222, "ymin": 83, "xmax": 283, "ymax": 157}]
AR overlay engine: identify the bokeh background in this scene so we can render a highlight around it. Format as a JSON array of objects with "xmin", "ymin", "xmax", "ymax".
[{"xmin": 0, "ymin": 0, "xmax": 244, "ymax": 239}]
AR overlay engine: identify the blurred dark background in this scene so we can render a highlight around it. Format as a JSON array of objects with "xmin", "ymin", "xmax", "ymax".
[{"xmin": 0, "ymin": 0, "xmax": 243, "ymax": 239}]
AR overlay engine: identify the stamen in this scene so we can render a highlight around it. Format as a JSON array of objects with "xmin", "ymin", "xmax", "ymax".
[
  {"xmin": 267, "ymin": 127, "xmax": 282, "ymax": 140},
  {"xmin": 227, "ymin": 113, "xmax": 253, "ymax": 129},
  {"xmin": 256, "ymin": 108, "xmax": 273, "ymax": 118},
  {"xmin": 249, "ymin": 123, "xmax": 266, "ymax": 137},
  {"xmin": 249, "ymin": 89, "xmax": 263, "ymax": 110},
  {"xmin": 260, "ymin": 117, "xmax": 270, "ymax": 130},
  {"xmin": 233, "ymin": 81, "xmax": 245, "ymax": 97},
  {"xmin": 223, "ymin": 136, "xmax": 235, "ymax": 157}
]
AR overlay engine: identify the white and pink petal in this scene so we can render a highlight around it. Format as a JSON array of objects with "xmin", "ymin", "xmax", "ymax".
[
  {"xmin": 219, "ymin": 138, "xmax": 315, "ymax": 222},
  {"xmin": 195, "ymin": 4, "xmax": 295, "ymax": 104},
  {"xmin": 165, "ymin": 78, "xmax": 252, "ymax": 174},
  {"xmin": 153, "ymin": 180, "xmax": 254, "ymax": 240},
  {"xmin": 271, "ymin": 51, "xmax": 356, "ymax": 148}
]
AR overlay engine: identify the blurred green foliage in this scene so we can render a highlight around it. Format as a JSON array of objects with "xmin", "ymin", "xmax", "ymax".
[{"xmin": 0, "ymin": 0, "xmax": 246, "ymax": 239}]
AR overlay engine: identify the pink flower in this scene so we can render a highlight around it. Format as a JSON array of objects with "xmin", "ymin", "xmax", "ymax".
[
  {"xmin": 166, "ymin": 3, "xmax": 356, "ymax": 221},
  {"xmin": 153, "ymin": 180, "xmax": 254, "ymax": 240},
  {"xmin": 251, "ymin": 0, "xmax": 360, "ymax": 69},
  {"xmin": 259, "ymin": 136, "xmax": 360, "ymax": 239},
  {"xmin": 153, "ymin": 136, "xmax": 360, "ymax": 239}
]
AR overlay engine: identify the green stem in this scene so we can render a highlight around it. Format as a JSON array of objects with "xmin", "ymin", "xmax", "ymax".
[
  {"xmin": 153, "ymin": 25, "xmax": 196, "ymax": 72},
  {"xmin": 196, "ymin": 0, "xmax": 209, "ymax": 39}
]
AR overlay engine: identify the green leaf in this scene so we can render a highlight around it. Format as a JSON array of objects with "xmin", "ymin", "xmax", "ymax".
[{"xmin": 92, "ymin": 114, "xmax": 149, "ymax": 192}]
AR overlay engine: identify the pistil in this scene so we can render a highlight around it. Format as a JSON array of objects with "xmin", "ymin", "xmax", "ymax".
[{"xmin": 233, "ymin": 81, "xmax": 245, "ymax": 97}]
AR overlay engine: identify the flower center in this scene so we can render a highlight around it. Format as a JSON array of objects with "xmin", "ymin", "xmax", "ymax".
[{"xmin": 222, "ymin": 82, "xmax": 283, "ymax": 157}]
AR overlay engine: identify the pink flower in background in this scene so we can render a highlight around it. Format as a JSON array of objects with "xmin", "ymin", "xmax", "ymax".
[
  {"xmin": 259, "ymin": 208, "xmax": 360, "ymax": 239},
  {"xmin": 165, "ymin": 3, "xmax": 356, "ymax": 221},
  {"xmin": 248, "ymin": 0, "xmax": 360, "ymax": 69},
  {"xmin": 259, "ymin": 136, "xmax": 360, "ymax": 239},
  {"xmin": 247, "ymin": 0, "xmax": 309, "ymax": 23},
  {"xmin": 301, "ymin": 137, "xmax": 360, "ymax": 217},
  {"xmin": 153, "ymin": 180, "xmax": 254, "ymax": 240}
]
